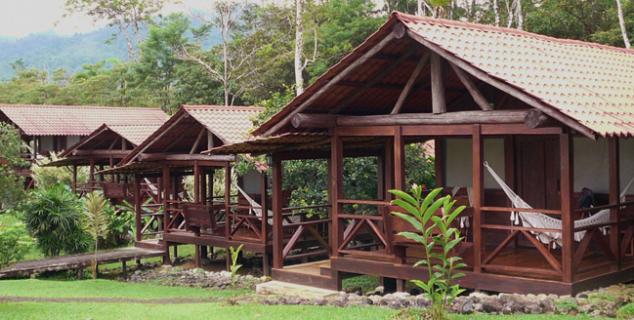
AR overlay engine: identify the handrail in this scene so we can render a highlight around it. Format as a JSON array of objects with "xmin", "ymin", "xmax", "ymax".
[
  {"xmin": 481, "ymin": 224, "xmax": 562, "ymax": 233},
  {"xmin": 337, "ymin": 199, "xmax": 391, "ymax": 206},
  {"xmin": 481, "ymin": 206, "xmax": 562, "ymax": 215},
  {"xmin": 339, "ymin": 213, "xmax": 383, "ymax": 220},
  {"xmin": 575, "ymin": 200, "xmax": 634, "ymax": 213},
  {"xmin": 282, "ymin": 204, "xmax": 330, "ymax": 212}
]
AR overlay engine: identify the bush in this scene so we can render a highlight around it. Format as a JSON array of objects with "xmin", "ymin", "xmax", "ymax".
[
  {"xmin": 101, "ymin": 200, "xmax": 134, "ymax": 249},
  {"xmin": 0, "ymin": 217, "xmax": 33, "ymax": 268},
  {"xmin": 0, "ymin": 122, "xmax": 28, "ymax": 209},
  {"xmin": 21, "ymin": 184, "xmax": 91, "ymax": 256},
  {"xmin": 618, "ymin": 303, "xmax": 634, "ymax": 320},
  {"xmin": 31, "ymin": 153, "xmax": 88, "ymax": 189}
]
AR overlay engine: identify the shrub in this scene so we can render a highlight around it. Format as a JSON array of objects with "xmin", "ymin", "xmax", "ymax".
[
  {"xmin": 21, "ymin": 184, "xmax": 91, "ymax": 256},
  {"xmin": 617, "ymin": 303, "xmax": 634, "ymax": 319},
  {"xmin": 0, "ymin": 123, "xmax": 28, "ymax": 209},
  {"xmin": 104, "ymin": 201, "xmax": 135, "ymax": 248},
  {"xmin": 0, "ymin": 218, "xmax": 33, "ymax": 268},
  {"xmin": 84, "ymin": 192, "xmax": 109, "ymax": 279},
  {"xmin": 390, "ymin": 186, "xmax": 466, "ymax": 320},
  {"xmin": 31, "ymin": 153, "xmax": 88, "ymax": 189}
]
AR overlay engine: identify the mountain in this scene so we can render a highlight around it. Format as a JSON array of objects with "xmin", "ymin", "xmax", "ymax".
[{"xmin": 0, "ymin": 27, "xmax": 129, "ymax": 80}]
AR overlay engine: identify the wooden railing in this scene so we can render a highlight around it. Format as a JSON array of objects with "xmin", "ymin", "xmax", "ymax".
[
  {"xmin": 281, "ymin": 205, "xmax": 330, "ymax": 261},
  {"xmin": 335, "ymin": 199, "xmax": 393, "ymax": 258}
]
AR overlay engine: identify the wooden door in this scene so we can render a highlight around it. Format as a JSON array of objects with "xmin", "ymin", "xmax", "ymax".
[{"xmin": 514, "ymin": 136, "xmax": 560, "ymax": 210}]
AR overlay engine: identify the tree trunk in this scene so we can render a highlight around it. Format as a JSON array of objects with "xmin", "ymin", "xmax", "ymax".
[
  {"xmin": 294, "ymin": 0, "xmax": 305, "ymax": 96},
  {"xmin": 616, "ymin": 0, "xmax": 631, "ymax": 49},
  {"xmin": 515, "ymin": 0, "xmax": 524, "ymax": 30},
  {"xmin": 222, "ymin": 15, "xmax": 230, "ymax": 106},
  {"xmin": 493, "ymin": 0, "xmax": 501, "ymax": 26}
]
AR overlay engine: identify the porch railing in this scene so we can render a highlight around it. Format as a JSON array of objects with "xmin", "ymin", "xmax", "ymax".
[
  {"xmin": 335, "ymin": 199, "xmax": 394, "ymax": 258},
  {"xmin": 281, "ymin": 205, "xmax": 330, "ymax": 261}
]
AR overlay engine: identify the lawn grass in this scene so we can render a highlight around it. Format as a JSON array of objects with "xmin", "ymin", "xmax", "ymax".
[
  {"xmin": 0, "ymin": 279, "xmax": 609, "ymax": 320},
  {"xmin": 0, "ymin": 279, "xmax": 246, "ymax": 299}
]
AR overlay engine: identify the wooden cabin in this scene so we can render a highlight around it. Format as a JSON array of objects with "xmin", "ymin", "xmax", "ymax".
[
  {"xmin": 207, "ymin": 12, "xmax": 634, "ymax": 295},
  {"xmin": 0, "ymin": 104, "xmax": 167, "ymax": 161},
  {"xmin": 107, "ymin": 105, "xmax": 270, "ymax": 272},
  {"xmin": 46, "ymin": 123, "xmax": 164, "ymax": 201}
]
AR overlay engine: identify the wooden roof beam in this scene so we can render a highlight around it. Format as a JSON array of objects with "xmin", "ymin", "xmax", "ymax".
[
  {"xmin": 291, "ymin": 110, "xmax": 530, "ymax": 129},
  {"xmin": 330, "ymin": 44, "xmax": 418, "ymax": 115},
  {"xmin": 391, "ymin": 51, "xmax": 430, "ymax": 114},
  {"xmin": 190, "ymin": 128, "xmax": 206, "ymax": 154},
  {"xmin": 430, "ymin": 52, "xmax": 446, "ymax": 114},
  {"xmin": 450, "ymin": 63, "xmax": 493, "ymax": 111},
  {"xmin": 262, "ymin": 23, "xmax": 407, "ymax": 136}
]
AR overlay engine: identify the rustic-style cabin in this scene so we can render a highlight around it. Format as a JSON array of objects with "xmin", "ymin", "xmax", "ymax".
[
  {"xmin": 107, "ymin": 105, "xmax": 270, "ymax": 272},
  {"xmin": 0, "ymin": 104, "xmax": 167, "ymax": 161},
  {"xmin": 46, "ymin": 123, "xmax": 164, "ymax": 202},
  {"xmin": 207, "ymin": 12, "xmax": 634, "ymax": 295}
]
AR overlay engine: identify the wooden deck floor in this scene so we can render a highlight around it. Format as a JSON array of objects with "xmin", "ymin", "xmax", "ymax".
[{"xmin": 0, "ymin": 247, "xmax": 164, "ymax": 278}]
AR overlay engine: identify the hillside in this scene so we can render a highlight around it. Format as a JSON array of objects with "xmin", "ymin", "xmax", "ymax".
[{"xmin": 0, "ymin": 27, "xmax": 128, "ymax": 80}]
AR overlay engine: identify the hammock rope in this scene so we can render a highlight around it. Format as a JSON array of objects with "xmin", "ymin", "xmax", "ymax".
[{"xmin": 483, "ymin": 161, "xmax": 634, "ymax": 247}]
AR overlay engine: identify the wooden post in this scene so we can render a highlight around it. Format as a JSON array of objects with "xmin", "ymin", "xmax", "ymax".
[
  {"xmin": 434, "ymin": 138, "xmax": 444, "ymax": 188},
  {"xmin": 201, "ymin": 170, "xmax": 207, "ymax": 204},
  {"xmin": 224, "ymin": 164, "xmax": 231, "ymax": 240},
  {"xmin": 330, "ymin": 133, "xmax": 343, "ymax": 257},
  {"xmin": 272, "ymin": 155, "xmax": 283, "ymax": 269},
  {"xmin": 194, "ymin": 161, "xmax": 200, "ymax": 203},
  {"xmin": 72, "ymin": 164, "xmax": 78, "ymax": 193},
  {"xmin": 431, "ymin": 52, "xmax": 446, "ymax": 114},
  {"xmin": 260, "ymin": 172, "xmax": 268, "ymax": 245},
  {"xmin": 560, "ymin": 132, "xmax": 574, "ymax": 282},
  {"xmin": 472, "ymin": 125, "xmax": 483, "ymax": 273},
  {"xmin": 122, "ymin": 260, "xmax": 127, "ymax": 278},
  {"xmin": 162, "ymin": 165, "xmax": 171, "ymax": 233},
  {"xmin": 134, "ymin": 175, "xmax": 142, "ymax": 242},
  {"xmin": 162, "ymin": 165, "xmax": 172, "ymax": 265},
  {"xmin": 89, "ymin": 158, "xmax": 95, "ymax": 185},
  {"xmin": 609, "ymin": 137, "xmax": 621, "ymax": 268}
]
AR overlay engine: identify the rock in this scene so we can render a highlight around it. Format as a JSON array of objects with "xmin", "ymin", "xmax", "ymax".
[
  {"xmin": 368, "ymin": 295, "xmax": 382, "ymax": 305},
  {"xmin": 366, "ymin": 286, "xmax": 384, "ymax": 296},
  {"xmin": 481, "ymin": 297, "xmax": 504, "ymax": 313}
]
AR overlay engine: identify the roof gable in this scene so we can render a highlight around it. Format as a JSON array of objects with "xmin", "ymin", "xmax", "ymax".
[
  {"xmin": 254, "ymin": 12, "xmax": 634, "ymax": 138},
  {"xmin": 0, "ymin": 104, "xmax": 168, "ymax": 136},
  {"xmin": 120, "ymin": 105, "xmax": 261, "ymax": 164}
]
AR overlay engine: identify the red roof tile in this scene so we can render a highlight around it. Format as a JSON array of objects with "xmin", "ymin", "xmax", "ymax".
[
  {"xmin": 254, "ymin": 12, "xmax": 634, "ymax": 138},
  {"xmin": 0, "ymin": 104, "xmax": 168, "ymax": 136},
  {"xmin": 183, "ymin": 105, "xmax": 263, "ymax": 144}
]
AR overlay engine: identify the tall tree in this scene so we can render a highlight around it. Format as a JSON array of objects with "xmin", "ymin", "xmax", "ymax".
[
  {"xmin": 293, "ymin": 0, "xmax": 317, "ymax": 96},
  {"xmin": 616, "ymin": 0, "xmax": 631, "ymax": 48},
  {"xmin": 64, "ymin": 0, "xmax": 169, "ymax": 59}
]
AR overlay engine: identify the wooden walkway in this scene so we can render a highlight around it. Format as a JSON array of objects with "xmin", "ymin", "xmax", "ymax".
[{"xmin": 0, "ymin": 247, "xmax": 164, "ymax": 278}]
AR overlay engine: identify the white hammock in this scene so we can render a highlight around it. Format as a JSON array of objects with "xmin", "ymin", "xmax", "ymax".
[{"xmin": 483, "ymin": 161, "xmax": 634, "ymax": 247}]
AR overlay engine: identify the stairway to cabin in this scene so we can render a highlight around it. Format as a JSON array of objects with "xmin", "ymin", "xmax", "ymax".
[{"xmin": 271, "ymin": 260, "xmax": 338, "ymax": 290}]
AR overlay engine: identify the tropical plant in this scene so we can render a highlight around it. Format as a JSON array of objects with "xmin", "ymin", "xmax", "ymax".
[
  {"xmin": 31, "ymin": 153, "xmax": 88, "ymax": 189},
  {"xmin": 84, "ymin": 192, "xmax": 109, "ymax": 279},
  {"xmin": 21, "ymin": 184, "xmax": 91, "ymax": 256},
  {"xmin": 389, "ymin": 186, "xmax": 466, "ymax": 320},
  {"xmin": 229, "ymin": 244, "xmax": 244, "ymax": 287},
  {"xmin": 0, "ymin": 123, "xmax": 28, "ymax": 209},
  {"xmin": 0, "ymin": 219, "xmax": 33, "ymax": 269}
]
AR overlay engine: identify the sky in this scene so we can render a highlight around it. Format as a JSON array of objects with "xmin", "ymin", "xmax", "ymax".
[{"xmin": 0, "ymin": 0, "xmax": 216, "ymax": 38}]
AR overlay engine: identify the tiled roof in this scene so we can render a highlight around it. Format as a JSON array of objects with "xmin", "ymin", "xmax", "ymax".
[
  {"xmin": 108, "ymin": 124, "xmax": 163, "ymax": 146},
  {"xmin": 255, "ymin": 12, "xmax": 634, "ymax": 138},
  {"xmin": 183, "ymin": 105, "xmax": 263, "ymax": 144},
  {"xmin": 0, "ymin": 104, "xmax": 168, "ymax": 136},
  {"xmin": 396, "ymin": 12, "xmax": 634, "ymax": 137}
]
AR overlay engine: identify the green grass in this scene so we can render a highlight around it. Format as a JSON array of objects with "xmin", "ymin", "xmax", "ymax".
[
  {"xmin": 0, "ymin": 279, "xmax": 608, "ymax": 320},
  {"xmin": 0, "ymin": 302, "xmax": 395, "ymax": 320},
  {"xmin": 0, "ymin": 279, "xmax": 246, "ymax": 299}
]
